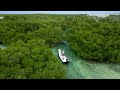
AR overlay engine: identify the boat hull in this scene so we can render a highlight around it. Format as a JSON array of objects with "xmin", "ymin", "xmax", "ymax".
[{"xmin": 58, "ymin": 49, "xmax": 68, "ymax": 63}]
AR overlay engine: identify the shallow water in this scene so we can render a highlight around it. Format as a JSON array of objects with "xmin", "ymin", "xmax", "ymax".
[
  {"xmin": 0, "ymin": 44, "xmax": 7, "ymax": 50},
  {"xmin": 51, "ymin": 43, "xmax": 120, "ymax": 79}
]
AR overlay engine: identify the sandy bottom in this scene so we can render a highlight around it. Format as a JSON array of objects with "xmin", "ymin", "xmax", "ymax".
[{"xmin": 51, "ymin": 43, "xmax": 120, "ymax": 79}]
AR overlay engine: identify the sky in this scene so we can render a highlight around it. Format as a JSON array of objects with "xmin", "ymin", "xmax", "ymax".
[
  {"xmin": 0, "ymin": 11, "xmax": 120, "ymax": 17},
  {"xmin": 0, "ymin": 11, "xmax": 120, "ymax": 14}
]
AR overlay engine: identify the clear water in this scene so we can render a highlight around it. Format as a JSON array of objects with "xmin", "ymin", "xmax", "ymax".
[
  {"xmin": 51, "ymin": 43, "xmax": 120, "ymax": 79},
  {"xmin": 1, "ymin": 43, "xmax": 120, "ymax": 79}
]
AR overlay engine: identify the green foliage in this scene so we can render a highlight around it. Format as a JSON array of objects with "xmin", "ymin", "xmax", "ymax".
[
  {"xmin": 0, "ymin": 39, "xmax": 66, "ymax": 79},
  {"xmin": 0, "ymin": 15, "xmax": 67, "ymax": 79},
  {"xmin": 0, "ymin": 14, "xmax": 120, "ymax": 78},
  {"xmin": 66, "ymin": 15, "xmax": 120, "ymax": 63}
]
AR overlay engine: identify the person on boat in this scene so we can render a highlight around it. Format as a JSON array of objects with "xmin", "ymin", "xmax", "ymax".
[{"xmin": 62, "ymin": 50, "xmax": 64, "ymax": 56}]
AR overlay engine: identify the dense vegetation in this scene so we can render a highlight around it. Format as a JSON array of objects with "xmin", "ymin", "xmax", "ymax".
[
  {"xmin": 0, "ymin": 39, "xmax": 66, "ymax": 79},
  {"xmin": 0, "ymin": 14, "xmax": 120, "ymax": 78},
  {"xmin": 0, "ymin": 15, "xmax": 66, "ymax": 79},
  {"xmin": 66, "ymin": 15, "xmax": 120, "ymax": 63}
]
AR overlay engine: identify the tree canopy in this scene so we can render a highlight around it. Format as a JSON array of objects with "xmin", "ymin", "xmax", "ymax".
[
  {"xmin": 66, "ymin": 15, "xmax": 120, "ymax": 63},
  {"xmin": 0, "ymin": 15, "xmax": 67, "ymax": 79},
  {"xmin": 0, "ymin": 39, "xmax": 66, "ymax": 79},
  {"xmin": 0, "ymin": 14, "xmax": 120, "ymax": 78}
]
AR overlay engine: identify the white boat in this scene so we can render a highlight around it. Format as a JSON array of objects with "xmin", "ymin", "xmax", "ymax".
[{"xmin": 58, "ymin": 49, "xmax": 69, "ymax": 63}]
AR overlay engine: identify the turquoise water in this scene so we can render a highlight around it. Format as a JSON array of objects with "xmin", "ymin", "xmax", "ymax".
[
  {"xmin": 51, "ymin": 43, "xmax": 120, "ymax": 79},
  {"xmin": 1, "ymin": 43, "xmax": 120, "ymax": 79}
]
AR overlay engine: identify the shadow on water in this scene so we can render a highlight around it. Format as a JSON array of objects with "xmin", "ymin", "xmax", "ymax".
[{"xmin": 51, "ymin": 42, "xmax": 120, "ymax": 79}]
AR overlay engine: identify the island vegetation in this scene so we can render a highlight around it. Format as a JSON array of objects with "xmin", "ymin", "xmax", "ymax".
[{"xmin": 0, "ymin": 14, "xmax": 120, "ymax": 79}]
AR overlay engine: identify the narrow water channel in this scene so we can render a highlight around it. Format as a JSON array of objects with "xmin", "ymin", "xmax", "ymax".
[
  {"xmin": 1, "ymin": 43, "xmax": 120, "ymax": 79},
  {"xmin": 51, "ymin": 43, "xmax": 120, "ymax": 79}
]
